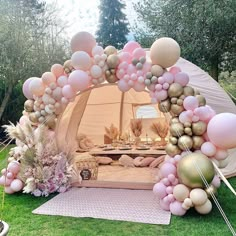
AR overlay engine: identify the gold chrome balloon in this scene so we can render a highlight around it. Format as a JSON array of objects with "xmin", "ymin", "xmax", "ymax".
[
  {"xmin": 178, "ymin": 135, "xmax": 193, "ymax": 150},
  {"xmin": 170, "ymin": 104, "xmax": 184, "ymax": 116},
  {"xmin": 168, "ymin": 83, "xmax": 183, "ymax": 98},
  {"xmin": 183, "ymin": 86, "xmax": 195, "ymax": 96},
  {"xmin": 45, "ymin": 115, "xmax": 56, "ymax": 129},
  {"xmin": 169, "ymin": 136, "xmax": 178, "ymax": 145},
  {"xmin": 24, "ymin": 100, "xmax": 34, "ymax": 112},
  {"xmin": 63, "ymin": 60, "xmax": 73, "ymax": 73},
  {"xmin": 192, "ymin": 136, "xmax": 205, "ymax": 149},
  {"xmin": 170, "ymin": 117, "xmax": 180, "ymax": 124},
  {"xmin": 105, "ymin": 69, "xmax": 118, "ymax": 83},
  {"xmin": 29, "ymin": 112, "xmax": 38, "ymax": 123},
  {"xmin": 151, "ymin": 65, "xmax": 164, "ymax": 77},
  {"xmin": 104, "ymin": 46, "xmax": 117, "ymax": 56},
  {"xmin": 177, "ymin": 153, "xmax": 215, "ymax": 188},
  {"xmin": 170, "ymin": 122, "xmax": 184, "ymax": 137},
  {"xmin": 166, "ymin": 143, "xmax": 181, "ymax": 156},
  {"xmin": 107, "ymin": 55, "xmax": 119, "ymax": 69},
  {"xmin": 205, "ymin": 185, "xmax": 218, "ymax": 198},
  {"xmin": 192, "ymin": 121, "xmax": 207, "ymax": 135},
  {"xmin": 184, "ymin": 127, "xmax": 192, "ymax": 136},
  {"xmin": 158, "ymin": 99, "xmax": 171, "ymax": 113},
  {"xmin": 196, "ymin": 95, "xmax": 206, "ymax": 106}
]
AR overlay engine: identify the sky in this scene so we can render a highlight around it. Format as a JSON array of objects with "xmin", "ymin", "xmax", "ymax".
[{"xmin": 45, "ymin": 0, "xmax": 138, "ymax": 39}]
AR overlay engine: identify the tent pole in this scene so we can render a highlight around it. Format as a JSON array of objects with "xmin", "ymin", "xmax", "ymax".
[{"xmin": 119, "ymin": 92, "xmax": 125, "ymax": 136}]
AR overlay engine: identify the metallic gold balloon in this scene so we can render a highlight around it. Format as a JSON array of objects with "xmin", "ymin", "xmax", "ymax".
[
  {"xmin": 192, "ymin": 121, "xmax": 207, "ymax": 135},
  {"xmin": 171, "ymin": 117, "xmax": 180, "ymax": 124},
  {"xmin": 24, "ymin": 100, "xmax": 34, "ymax": 112},
  {"xmin": 29, "ymin": 112, "xmax": 38, "ymax": 123},
  {"xmin": 45, "ymin": 115, "xmax": 56, "ymax": 129},
  {"xmin": 170, "ymin": 122, "xmax": 184, "ymax": 137},
  {"xmin": 63, "ymin": 60, "xmax": 73, "ymax": 73},
  {"xmin": 166, "ymin": 143, "xmax": 181, "ymax": 157},
  {"xmin": 183, "ymin": 86, "xmax": 195, "ymax": 96},
  {"xmin": 177, "ymin": 153, "xmax": 215, "ymax": 188},
  {"xmin": 177, "ymin": 99, "xmax": 183, "ymax": 106},
  {"xmin": 192, "ymin": 136, "xmax": 205, "ymax": 149},
  {"xmin": 151, "ymin": 65, "xmax": 163, "ymax": 77},
  {"xmin": 196, "ymin": 95, "xmax": 206, "ymax": 106},
  {"xmin": 205, "ymin": 185, "xmax": 218, "ymax": 198},
  {"xmin": 170, "ymin": 104, "xmax": 184, "ymax": 116},
  {"xmin": 169, "ymin": 136, "xmax": 178, "ymax": 145},
  {"xmin": 171, "ymin": 97, "xmax": 178, "ymax": 104},
  {"xmin": 106, "ymin": 74, "xmax": 118, "ymax": 83},
  {"xmin": 194, "ymin": 89, "xmax": 201, "ymax": 95},
  {"xmin": 184, "ymin": 122, "xmax": 192, "ymax": 128},
  {"xmin": 168, "ymin": 83, "xmax": 183, "ymax": 98},
  {"xmin": 104, "ymin": 46, "xmax": 117, "ymax": 56},
  {"xmin": 158, "ymin": 99, "xmax": 171, "ymax": 113},
  {"xmin": 184, "ymin": 127, "xmax": 192, "ymax": 136},
  {"xmin": 107, "ymin": 55, "xmax": 119, "ymax": 69},
  {"xmin": 178, "ymin": 135, "xmax": 193, "ymax": 150}
]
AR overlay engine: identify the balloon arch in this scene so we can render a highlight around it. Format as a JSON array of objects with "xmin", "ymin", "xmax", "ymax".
[{"xmin": 1, "ymin": 31, "xmax": 236, "ymax": 217}]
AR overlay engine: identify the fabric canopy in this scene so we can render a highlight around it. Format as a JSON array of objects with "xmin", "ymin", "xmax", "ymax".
[{"xmin": 56, "ymin": 57, "xmax": 236, "ymax": 177}]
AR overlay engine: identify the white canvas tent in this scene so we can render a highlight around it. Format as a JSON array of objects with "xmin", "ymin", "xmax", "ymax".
[{"xmin": 56, "ymin": 57, "xmax": 236, "ymax": 178}]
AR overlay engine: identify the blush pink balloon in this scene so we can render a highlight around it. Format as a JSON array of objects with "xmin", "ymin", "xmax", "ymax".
[
  {"xmin": 62, "ymin": 85, "xmax": 75, "ymax": 99},
  {"xmin": 42, "ymin": 72, "xmax": 56, "ymax": 85},
  {"xmin": 160, "ymin": 162, "xmax": 177, "ymax": 178},
  {"xmin": 214, "ymin": 149, "xmax": 228, "ymax": 161},
  {"xmin": 207, "ymin": 113, "xmax": 236, "ymax": 149},
  {"xmin": 170, "ymin": 201, "xmax": 187, "ymax": 216},
  {"xmin": 174, "ymin": 72, "xmax": 189, "ymax": 86},
  {"xmin": 0, "ymin": 176, "xmax": 12, "ymax": 186},
  {"xmin": 51, "ymin": 64, "xmax": 64, "ymax": 78},
  {"xmin": 194, "ymin": 107, "xmax": 211, "ymax": 121},
  {"xmin": 57, "ymin": 75, "xmax": 68, "ymax": 87},
  {"xmin": 118, "ymin": 52, "xmax": 132, "ymax": 63},
  {"xmin": 201, "ymin": 142, "xmax": 217, "ymax": 157},
  {"xmin": 163, "ymin": 72, "xmax": 174, "ymax": 84},
  {"xmin": 153, "ymin": 182, "xmax": 167, "ymax": 199},
  {"xmin": 183, "ymin": 96, "xmax": 199, "ymax": 111},
  {"xmin": 155, "ymin": 89, "xmax": 168, "ymax": 101},
  {"xmin": 169, "ymin": 66, "xmax": 181, "ymax": 75},
  {"xmin": 179, "ymin": 111, "xmax": 193, "ymax": 123},
  {"xmin": 123, "ymin": 41, "xmax": 141, "ymax": 54},
  {"xmin": 118, "ymin": 61, "xmax": 129, "ymax": 70},
  {"xmin": 52, "ymin": 87, "xmax": 62, "ymax": 101},
  {"xmin": 133, "ymin": 82, "xmax": 145, "ymax": 92},
  {"xmin": 23, "ymin": 78, "xmax": 34, "ymax": 99},
  {"xmin": 127, "ymin": 64, "xmax": 137, "ymax": 75},
  {"xmin": 132, "ymin": 47, "xmax": 146, "ymax": 59},
  {"xmin": 160, "ymin": 199, "xmax": 170, "ymax": 211},
  {"xmin": 19, "ymin": 115, "xmax": 29, "ymax": 126},
  {"xmin": 71, "ymin": 51, "xmax": 91, "ymax": 71},
  {"xmin": 142, "ymin": 62, "xmax": 152, "ymax": 73},
  {"xmin": 5, "ymin": 186, "xmax": 15, "ymax": 194},
  {"xmin": 10, "ymin": 179, "xmax": 24, "ymax": 192},
  {"xmin": 211, "ymin": 175, "xmax": 221, "ymax": 188},
  {"xmin": 29, "ymin": 78, "xmax": 45, "ymax": 96},
  {"xmin": 158, "ymin": 77, "xmax": 165, "ymax": 85},
  {"xmin": 155, "ymin": 84, "xmax": 162, "ymax": 91},
  {"xmin": 118, "ymin": 80, "xmax": 130, "ymax": 92},
  {"xmin": 68, "ymin": 70, "xmax": 90, "ymax": 91}
]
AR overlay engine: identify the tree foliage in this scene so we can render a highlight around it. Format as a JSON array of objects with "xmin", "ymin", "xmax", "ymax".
[
  {"xmin": 134, "ymin": 0, "xmax": 236, "ymax": 80},
  {"xmin": 96, "ymin": 0, "xmax": 129, "ymax": 49}
]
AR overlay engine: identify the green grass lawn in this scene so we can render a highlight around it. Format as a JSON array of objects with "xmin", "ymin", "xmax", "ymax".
[{"xmin": 0, "ymin": 146, "xmax": 236, "ymax": 236}]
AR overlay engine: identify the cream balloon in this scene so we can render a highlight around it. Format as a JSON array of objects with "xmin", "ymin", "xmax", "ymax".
[
  {"xmin": 190, "ymin": 188, "xmax": 208, "ymax": 206},
  {"xmin": 195, "ymin": 199, "xmax": 212, "ymax": 214}
]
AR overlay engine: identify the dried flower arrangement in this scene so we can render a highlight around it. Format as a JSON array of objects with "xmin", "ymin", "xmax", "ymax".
[
  {"xmin": 130, "ymin": 119, "xmax": 142, "ymax": 137},
  {"xmin": 76, "ymin": 133, "xmax": 94, "ymax": 152},
  {"xmin": 150, "ymin": 120, "xmax": 169, "ymax": 146},
  {"xmin": 3, "ymin": 121, "xmax": 73, "ymax": 197},
  {"xmin": 104, "ymin": 123, "xmax": 119, "ymax": 141}
]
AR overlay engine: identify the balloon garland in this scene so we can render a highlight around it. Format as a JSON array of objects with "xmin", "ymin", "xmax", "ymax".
[{"xmin": 1, "ymin": 31, "xmax": 236, "ymax": 218}]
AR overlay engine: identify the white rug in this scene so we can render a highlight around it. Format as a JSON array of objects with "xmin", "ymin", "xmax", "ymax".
[{"xmin": 33, "ymin": 187, "xmax": 171, "ymax": 225}]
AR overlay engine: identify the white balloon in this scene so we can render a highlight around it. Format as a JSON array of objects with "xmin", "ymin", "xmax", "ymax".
[
  {"xmin": 45, "ymin": 105, "xmax": 53, "ymax": 114},
  {"xmin": 90, "ymin": 65, "xmax": 102, "ymax": 78},
  {"xmin": 57, "ymin": 75, "xmax": 68, "ymax": 87},
  {"xmin": 71, "ymin": 51, "xmax": 91, "ymax": 70},
  {"xmin": 92, "ymin": 45, "xmax": 104, "ymax": 56}
]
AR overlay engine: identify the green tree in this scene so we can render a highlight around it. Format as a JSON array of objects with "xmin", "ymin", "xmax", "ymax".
[
  {"xmin": 96, "ymin": 0, "xmax": 129, "ymax": 49},
  {"xmin": 134, "ymin": 0, "xmax": 236, "ymax": 81}
]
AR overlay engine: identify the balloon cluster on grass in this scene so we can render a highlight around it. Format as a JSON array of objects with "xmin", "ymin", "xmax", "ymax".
[{"xmin": 2, "ymin": 31, "xmax": 236, "ymax": 217}]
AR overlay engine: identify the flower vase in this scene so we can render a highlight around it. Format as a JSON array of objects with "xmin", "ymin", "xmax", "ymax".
[
  {"xmin": 134, "ymin": 136, "xmax": 141, "ymax": 146},
  {"xmin": 0, "ymin": 221, "xmax": 9, "ymax": 236}
]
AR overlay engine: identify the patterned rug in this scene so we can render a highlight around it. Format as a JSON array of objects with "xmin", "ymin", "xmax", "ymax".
[{"xmin": 33, "ymin": 187, "xmax": 171, "ymax": 225}]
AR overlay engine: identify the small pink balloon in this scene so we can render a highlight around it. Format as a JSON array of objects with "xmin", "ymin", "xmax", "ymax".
[
  {"xmin": 118, "ymin": 61, "xmax": 129, "ymax": 70},
  {"xmin": 51, "ymin": 64, "xmax": 64, "ymax": 78},
  {"xmin": 10, "ymin": 179, "xmax": 24, "ymax": 192},
  {"xmin": 183, "ymin": 96, "xmax": 199, "ymax": 111},
  {"xmin": 201, "ymin": 142, "xmax": 217, "ymax": 157},
  {"xmin": 166, "ymin": 186, "xmax": 173, "ymax": 194},
  {"xmin": 163, "ymin": 72, "xmax": 174, "ymax": 84},
  {"xmin": 133, "ymin": 82, "xmax": 145, "ymax": 92},
  {"xmin": 167, "ymin": 193, "xmax": 175, "ymax": 203},
  {"xmin": 155, "ymin": 84, "xmax": 162, "ymax": 91},
  {"xmin": 29, "ymin": 78, "xmax": 45, "ymax": 96},
  {"xmin": 127, "ymin": 64, "xmax": 137, "ymax": 75},
  {"xmin": 194, "ymin": 107, "xmax": 211, "ymax": 121},
  {"xmin": 169, "ymin": 66, "xmax": 181, "ymax": 75},
  {"xmin": 6, "ymin": 172, "xmax": 13, "ymax": 179},
  {"xmin": 7, "ymin": 161, "xmax": 20, "ymax": 175},
  {"xmin": 214, "ymin": 149, "xmax": 228, "ymax": 161},
  {"xmin": 160, "ymin": 162, "xmax": 177, "ymax": 178},
  {"xmin": 118, "ymin": 52, "xmax": 132, "ymax": 63},
  {"xmin": 162, "ymin": 82, "xmax": 169, "ymax": 90},
  {"xmin": 142, "ymin": 62, "xmax": 152, "ymax": 73},
  {"xmin": 160, "ymin": 199, "xmax": 170, "ymax": 211},
  {"xmin": 207, "ymin": 113, "xmax": 236, "ymax": 149},
  {"xmin": 174, "ymin": 72, "xmax": 189, "ymax": 86},
  {"xmin": 170, "ymin": 201, "xmax": 187, "ymax": 216},
  {"xmin": 19, "ymin": 115, "xmax": 30, "ymax": 126},
  {"xmin": 153, "ymin": 182, "xmax": 167, "ymax": 199},
  {"xmin": 0, "ymin": 176, "xmax": 12, "ymax": 186},
  {"xmin": 162, "ymin": 178, "xmax": 171, "ymax": 186},
  {"xmin": 57, "ymin": 75, "xmax": 68, "ymax": 87},
  {"xmin": 131, "ymin": 73, "xmax": 137, "ymax": 81},
  {"xmin": 211, "ymin": 175, "xmax": 221, "ymax": 188},
  {"xmin": 118, "ymin": 80, "xmax": 130, "ymax": 92},
  {"xmin": 191, "ymin": 115, "xmax": 199, "ymax": 122},
  {"xmin": 92, "ymin": 45, "xmax": 104, "ymax": 56},
  {"xmin": 23, "ymin": 78, "xmax": 34, "ymax": 99},
  {"xmin": 52, "ymin": 87, "xmax": 62, "ymax": 101},
  {"xmin": 42, "ymin": 72, "xmax": 56, "ymax": 85},
  {"xmin": 5, "ymin": 186, "xmax": 15, "ymax": 194},
  {"xmin": 168, "ymin": 174, "xmax": 176, "ymax": 183},
  {"xmin": 137, "ymin": 70, "xmax": 143, "ymax": 77},
  {"xmin": 158, "ymin": 76, "xmax": 165, "ymax": 85},
  {"xmin": 68, "ymin": 70, "xmax": 90, "ymax": 91},
  {"xmin": 132, "ymin": 47, "xmax": 146, "ymax": 59},
  {"xmin": 71, "ymin": 51, "xmax": 91, "ymax": 71},
  {"xmin": 123, "ymin": 41, "xmax": 141, "ymax": 54},
  {"xmin": 62, "ymin": 85, "xmax": 75, "ymax": 99},
  {"xmin": 155, "ymin": 89, "xmax": 168, "ymax": 101}
]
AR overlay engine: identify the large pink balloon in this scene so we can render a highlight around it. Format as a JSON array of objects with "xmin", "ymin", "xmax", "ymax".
[
  {"xmin": 62, "ymin": 85, "xmax": 75, "ymax": 99},
  {"xmin": 123, "ymin": 41, "xmax": 141, "ymax": 54},
  {"xmin": 29, "ymin": 78, "xmax": 45, "ymax": 96},
  {"xmin": 70, "ymin": 31, "xmax": 96, "ymax": 55},
  {"xmin": 170, "ymin": 201, "xmax": 187, "ymax": 216},
  {"xmin": 207, "ymin": 113, "xmax": 236, "ymax": 149},
  {"xmin": 23, "ymin": 78, "xmax": 34, "ymax": 99},
  {"xmin": 68, "ymin": 70, "xmax": 90, "ymax": 92},
  {"xmin": 71, "ymin": 51, "xmax": 91, "ymax": 71},
  {"xmin": 153, "ymin": 182, "xmax": 167, "ymax": 199},
  {"xmin": 174, "ymin": 72, "xmax": 189, "ymax": 86},
  {"xmin": 183, "ymin": 96, "xmax": 199, "ymax": 111},
  {"xmin": 51, "ymin": 64, "xmax": 64, "ymax": 78}
]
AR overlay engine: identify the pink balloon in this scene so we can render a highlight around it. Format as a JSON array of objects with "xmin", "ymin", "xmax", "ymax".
[
  {"xmin": 123, "ymin": 41, "xmax": 141, "ymax": 54},
  {"xmin": 162, "ymin": 82, "xmax": 169, "ymax": 90},
  {"xmin": 19, "ymin": 115, "xmax": 30, "ymax": 126},
  {"xmin": 155, "ymin": 84, "xmax": 162, "ymax": 91},
  {"xmin": 160, "ymin": 199, "xmax": 170, "ymax": 211},
  {"xmin": 160, "ymin": 162, "xmax": 177, "ymax": 177},
  {"xmin": 194, "ymin": 107, "xmax": 211, "ymax": 121},
  {"xmin": 183, "ymin": 96, "xmax": 199, "ymax": 111},
  {"xmin": 5, "ymin": 186, "xmax": 15, "ymax": 194},
  {"xmin": 57, "ymin": 75, "xmax": 68, "ymax": 87},
  {"xmin": 51, "ymin": 64, "xmax": 64, "ymax": 78},
  {"xmin": 170, "ymin": 201, "xmax": 187, "ymax": 216},
  {"xmin": 163, "ymin": 72, "xmax": 174, "ymax": 84},
  {"xmin": 153, "ymin": 182, "xmax": 167, "ymax": 199},
  {"xmin": 10, "ymin": 179, "xmax": 24, "ymax": 192},
  {"xmin": 133, "ymin": 82, "xmax": 145, "ymax": 92},
  {"xmin": 211, "ymin": 175, "xmax": 221, "ymax": 188},
  {"xmin": 118, "ymin": 52, "xmax": 132, "ymax": 63},
  {"xmin": 68, "ymin": 70, "xmax": 90, "ymax": 91},
  {"xmin": 201, "ymin": 142, "xmax": 217, "ymax": 157},
  {"xmin": 92, "ymin": 45, "xmax": 104, "ymax": 56},
  {"xmin": 70, "ymin": 31, "xmax": 96, "ymax": 55},
  {"xmin": 7, "ymin": 161, "xmax": 20, "ymax": 175},
  {"xmin": 6, "ymin": 172, "xmax": 13, "ymax": 179},
  {"xmin": 118, "ymin": 61, "xmax": 129, "ymax": 70},
  {"xmin": 127, "ymin": 64, "xmax": 137, "ymax": 75},
  {"xmin": 214, "ymin": 149, "xmax": 228, "ymax": 161},
  {"xmin": 191, "ymin": 115, "xmax": 199, "ymax": 122},
  {"xmin": 207, "ymin": 113, "xmax": 236, "ymax": 149},
  {"xmin": 142, "ymin": 62, "xmax": 152, "ymax": 73},
  {"xmin": 23, "ymin": 78, "xmax": 34, "ymax": 99},
  {"xmin": 116, "ymin": 70, "xmax": 125, "ymax": 80},
  {"xmin": 62, "ymin": 85, "xmax": 75, "ymax": 99},
  {"xmin": 174, "ymin": 72, "xmax": 189, "ymax": 86},
  {"xmin": 132, "ymin": 48, "xmax": 146, "ymax": 59},
  {"xmin": 52, "ymin": 87, "xmax": 62, "ymax": 101},
  {"xmin": 71, "ymin": 51, "xmax": 91, "ymax": 71},
  {"xmin": 42, "ymin": 72, "xmax": 56, "ymax": 85},
  {"xmin": 29, "ymin": 78, "xmax": 45, "ymax": 96},
  {"xmin": 169, "ymin": 66, "xmax": 181, "ymax": 75},
  {"xmin": 166, "ymin": 186, "xmax": 173, "ymax": 194},
  {"xmin": 155, "ymin": 89, "xmax": 168, "ymax": 101},
  {"xmin": 0, "ymin": 176, "xmax": 12, "ymax": 186},
  {"xmin": 118, "ymin": 80, "xmax": 130, "ymax": 92},
  {"xmin": 158, "ymin": 77, "xmax": 165, "ymax": 85}
]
